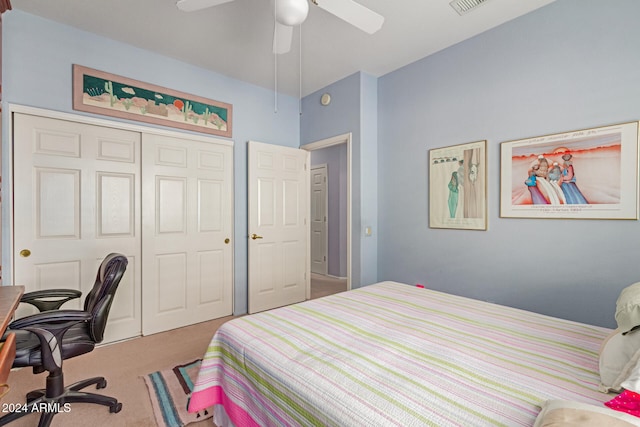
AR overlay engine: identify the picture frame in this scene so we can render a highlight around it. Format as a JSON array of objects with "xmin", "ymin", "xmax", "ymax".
[
  {"xmin": 429, "ymin": 140, "xmax": 487, "ymax": 230},
  {"xmin": 72, "ymin": 64, "xmax": 232, "ymax": 138},
  {"xmin": 500, "ymin": 121, "xmax": 639, "ymax": 219}
]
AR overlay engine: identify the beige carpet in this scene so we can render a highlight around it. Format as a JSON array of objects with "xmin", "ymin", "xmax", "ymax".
[
  {"xmin": 2, "ymin": 316, "xmax": 233, "ymax": 427},
  {"xmin": 310, "ymin": 273, "xmax": 348, "ymax": 299},
  {"xmin": 3, "ymin": 279, "xmax": 346, "ymax": 426}
]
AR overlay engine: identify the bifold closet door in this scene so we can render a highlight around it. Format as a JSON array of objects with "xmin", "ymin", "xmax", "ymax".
[
  {"xmin": 141, "ymin": 133, "xmax": 233, "ymax": 335},
  {"xmin": 13, "ymin": 113, "xmax": 142, "ymax": 343}
]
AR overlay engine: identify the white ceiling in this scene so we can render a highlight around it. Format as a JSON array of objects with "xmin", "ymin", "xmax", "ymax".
[{"xmin": 12, "ymin": 0, "xmax": 556, "ymax": 97}]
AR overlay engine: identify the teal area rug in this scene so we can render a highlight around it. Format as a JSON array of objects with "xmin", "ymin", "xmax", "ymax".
[{"xmin": 143, "ymin": 359, "xmax": 213, "ymax": 427}]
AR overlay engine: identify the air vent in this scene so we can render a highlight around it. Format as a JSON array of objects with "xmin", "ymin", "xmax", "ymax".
[{"xmin": 450, "ymin": 0, "xmax": 491, "ymax": 15}]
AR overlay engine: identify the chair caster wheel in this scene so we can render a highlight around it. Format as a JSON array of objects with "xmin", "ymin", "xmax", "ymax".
[
  {"xmin": 97, "ymin": 379, "xmax": 107, "ymax": 389},
  {"xmin": 110, "ymin": 402, "xmax": 122, "ymax": 413}
]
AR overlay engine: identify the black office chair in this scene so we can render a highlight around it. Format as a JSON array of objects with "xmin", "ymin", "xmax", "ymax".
[{"xmin": 0, "ymin": 253, "xmax": 128, "ymax": 427}]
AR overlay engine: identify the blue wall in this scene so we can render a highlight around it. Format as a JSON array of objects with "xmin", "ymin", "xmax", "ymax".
[
  {"xmin": 2, "ymin": 10, "xmax": 301, "ymax": 315},
  {"xmin": 377, "ymin": 0, "xmax": 640, "ymax": 328}
]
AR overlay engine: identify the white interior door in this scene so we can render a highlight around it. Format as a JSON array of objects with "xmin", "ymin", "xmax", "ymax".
[
  {"xmin": 248, "ymin": 141, "xmax": 309, "ymax": 313},
  {"xmin": 310, "ymin": 165, "xmax": 328, "ymax": 275},
  {"xmin": 141, "ymin": 133, "xmax": 233, "ymax": 335},
  {"xmin": 13, "ymin": 113, "xmax": 142, "ymax": 343}
]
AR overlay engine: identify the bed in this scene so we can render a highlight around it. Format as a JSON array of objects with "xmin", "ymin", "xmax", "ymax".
[{"xmin": 187, "ymin": 281, "xmax": 626, "ymax": 426}]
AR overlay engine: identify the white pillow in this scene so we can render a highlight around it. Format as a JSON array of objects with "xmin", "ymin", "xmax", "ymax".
[
  {"xmin": 616, "ymin": 282, "xmax": 640, "ymax": 333},
  {"xmin": 622, "ymin": 359, "xmax": 640, "ymax": 393},
  {"xmin": 534, "ymin": 400, "xmax": 640, "ymax": 427},
  {"xmin": 599, "ymin": 329, "xmax": 640, "ymax": 392}
]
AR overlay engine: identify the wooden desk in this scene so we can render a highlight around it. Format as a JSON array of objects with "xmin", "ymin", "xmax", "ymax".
[{"xmin": 0, "ymin": 286, "xmax": 24, "ymax": 389}]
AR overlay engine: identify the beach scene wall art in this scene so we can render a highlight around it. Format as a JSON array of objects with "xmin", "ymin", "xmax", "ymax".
[
  {"xmin": 500, "ymin": 122, "xmax": 639, "ymax": 219},
  {"xmin": 73, "ymin": 65, "xmax": 232, "ymax": 138}
]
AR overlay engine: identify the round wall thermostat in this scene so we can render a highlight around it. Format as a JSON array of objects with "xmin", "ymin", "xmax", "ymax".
[{"xmin": 320, "ymin": 93, "xmax": 331, "ymax": 106}]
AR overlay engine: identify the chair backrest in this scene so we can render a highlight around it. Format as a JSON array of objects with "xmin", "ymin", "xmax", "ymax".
[{"xmin": 83, "ymin": 253, "xmax": 128, "ymax": 342}]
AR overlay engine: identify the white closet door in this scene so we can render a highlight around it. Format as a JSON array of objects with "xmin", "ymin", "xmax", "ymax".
[
  {"xmin": 141, "ymin": 133, "xmax": 233, "ymax": 335},
  {"xmin": 13, "ymin": 113, "xmax": 142, "ymax": 343}
]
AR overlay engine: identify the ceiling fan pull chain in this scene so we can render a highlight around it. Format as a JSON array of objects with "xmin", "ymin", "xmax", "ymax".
[
  {"xmin": 299, "ymin": 23, "xmax": 302, "ymax": 115},
  {"xmin": 274, "ymin": 0, "xmax": 278, "ymax": 113}
]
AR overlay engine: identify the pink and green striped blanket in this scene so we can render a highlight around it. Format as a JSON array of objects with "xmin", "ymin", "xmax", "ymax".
[{"xmin": 188, "ymin": 281, "xmax": 613, "ymax": 426}]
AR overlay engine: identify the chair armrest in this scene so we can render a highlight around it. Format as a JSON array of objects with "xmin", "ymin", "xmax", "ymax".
[
  {"xmin": 13, "ymin": 310, "xmax": 90, "ymax": 373},
  {"xmin": 20, "ymin": 289, "xmax": 82, "ymax": 312},
  {"xmin": 9, "ymin": 310, "xmax": 92, "ymax": 372},
  {"xmin": 9, "ymin": 310, "xmax": 90, "ymax": 330}
]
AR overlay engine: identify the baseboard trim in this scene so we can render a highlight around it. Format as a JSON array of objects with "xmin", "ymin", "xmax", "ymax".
[{"xmin": 310, "ymin": 273, "xmax": 348, "ymax": 281}]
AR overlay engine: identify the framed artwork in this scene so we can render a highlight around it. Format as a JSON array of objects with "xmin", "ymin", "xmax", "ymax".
[
  {"xmin": 72, "ymin": 64, "xmax": 232, "ymax": 138},
  {"xmin": 500, "ymin": 121, "xmax": 639, "ymax": 219},
  {"xmin": 429, "ymin": 140, "xmax": 487, "ymax": 230}
]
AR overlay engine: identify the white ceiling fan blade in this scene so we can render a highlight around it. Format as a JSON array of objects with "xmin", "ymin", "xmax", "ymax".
[
  {"xmin": 314, "ymin": 0, "xmax": 384, "ymax": 34},
  {"xmin": 273, "ymin": 21, "xmax": 293, "ymax": 54},
  {"xmin": 176, "ymin": 0, "xmax": 235, "ymax": 12}
]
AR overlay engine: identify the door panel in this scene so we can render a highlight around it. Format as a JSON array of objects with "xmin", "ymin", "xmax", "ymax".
[
  {"xmin": 198, "ymin": 250, "xmax": 225, "ymax": 302},
  {"xmin": 248, "ymin": 141, "xmax": 309, "ymax": 314},
  {"xmin": 157, "ymin": 177, "xmax": 187, "ymax": 233},
  {"xmin": 156, "ymin": 253, "xmax": 188, "ymax": 313},
  {"xmin": 36, "ymin": 168, "xmax": 80, "ymax": 238},
  {"xmin": 310, "ymin": 165, "xmax": 328, "ymax": 274},
  {"xmin": 33, "ymin": 261, "xmax": 82, "ymax": 311},
  {"xmin": 258, "ymin": 178, "xmax": 276, "ymax": 226},
  {"xmin": 97, "ymin": 172, "xmax": 135, "ymax": 237},
  {"xmin": 142, "ymin": 134, "xmax": 233, "ymax": 335},
  {"xmin": 199, "ymin": 180, "xmax": 223, "ymax": 231},
  {"xmin": 13, "ymin": 113, "xmax": 142, "ymax": 343}
]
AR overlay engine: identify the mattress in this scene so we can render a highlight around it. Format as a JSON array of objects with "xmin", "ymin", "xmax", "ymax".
[{"xmin": 188, "ymin": 281, "xmax": 613, "ymax": 426}]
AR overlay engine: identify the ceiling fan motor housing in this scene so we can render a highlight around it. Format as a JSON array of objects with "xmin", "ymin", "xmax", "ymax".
[{"xmin": 275, "ymin": 0, "xmax": 309, "ymax": 26}]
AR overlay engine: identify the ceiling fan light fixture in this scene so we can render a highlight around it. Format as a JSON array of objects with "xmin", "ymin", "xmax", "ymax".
[{"xmin": 275, "ymin": 0, "xmax": 309, "ymax": 26}]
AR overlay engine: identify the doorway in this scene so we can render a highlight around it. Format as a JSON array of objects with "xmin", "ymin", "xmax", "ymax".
[{"xmin": 302, "ymin": 133, "xmax": 351, "ymax": 299}]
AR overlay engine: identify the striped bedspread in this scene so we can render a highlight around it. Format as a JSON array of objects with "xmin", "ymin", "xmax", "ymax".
[{"xmin": 188, "ymin": 281, "xmax": 613, "ymax": 426}]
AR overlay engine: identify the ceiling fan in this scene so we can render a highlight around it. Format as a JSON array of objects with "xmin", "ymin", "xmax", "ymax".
[{"xmin": 175, "ymin": 0, "xmax": 384, "ymax": 54}]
